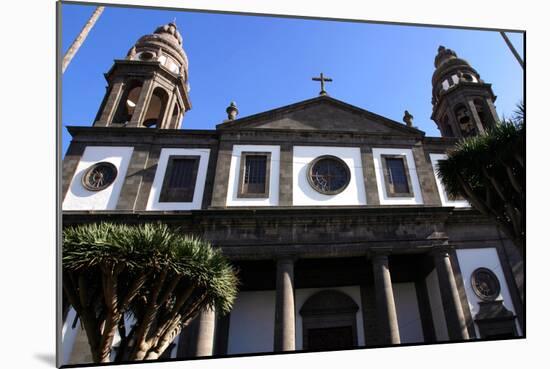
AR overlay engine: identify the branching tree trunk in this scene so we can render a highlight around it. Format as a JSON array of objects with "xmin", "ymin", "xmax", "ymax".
[
  {"xmin": 437, "ymin": 112, "xmax": 525, "ymax": 257},
  {"xmin": 62, "ymin": 223, "xmax": 238, "ymax": 364}
]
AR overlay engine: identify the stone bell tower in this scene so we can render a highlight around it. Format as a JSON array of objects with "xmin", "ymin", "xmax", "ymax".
[
  {"xmin": 431, "ymin": 46, "xmax": 500, "ymax": 138},
  {"xmin": 93, "ymin": 22, "xmax": 191, "ymax": 129}
]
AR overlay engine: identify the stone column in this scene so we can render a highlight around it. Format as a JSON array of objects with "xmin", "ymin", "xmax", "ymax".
[
  {"xmin": 160, "ymin": 90, "xmax": 176, "ymax": 129},
  {"xmin": 95, "ymin": 79, "xmax": 125, "ymax": 126},
  {"xmin": 467, "ymin": 99, "xmax": 486, "ymax": 134},
  {"xmin": 128, "ymin": 78, "xmax": 155, "ymax": 127},
  {"xmin": 372, "ymin": 253, "xmax": 400, "ymax": 344},
  {"xmin": 274, "ymin": 257, "xmax": 296, "ymax": 352},
  {"xmin": 432, "ymin": 249, "xmax": 469, "ymax": 340},
  {"xmin": 192, "ymin": 307, "xmax": 216, "ymax": 357}
]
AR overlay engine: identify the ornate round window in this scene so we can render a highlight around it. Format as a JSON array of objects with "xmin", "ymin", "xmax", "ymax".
[
  {"xmin": 82, "ymin": 162, "xmax": 118, "ymax": 191},
  {"xmin": 307, "ymin": 155, "xmax": 351, "ymax": 195},
  {"xmin": 471, "ymin": 267, "xmax": 501, "ymax": 301},
  {"xmin": 139, "ymin": 51, "xmax": 155, "ymax": 61}
]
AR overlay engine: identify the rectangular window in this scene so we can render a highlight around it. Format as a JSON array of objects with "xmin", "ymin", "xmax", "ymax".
[
  {"xmin": 238, "ymin": 152, "xmax": 271, "ymax": 198},
  {"xmin": 381, "ymin": 155, "xmax": 413, "ymax": 197},
  {"xmin": 159, "ymin": 155, "xmax": 200, "ymax": 202}
]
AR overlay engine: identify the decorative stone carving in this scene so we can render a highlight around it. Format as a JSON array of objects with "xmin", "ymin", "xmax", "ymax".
[
  {"xmin": 226, "ymin": 101, "xmax": 239, "ymax": 120},
  {"xmin": 471, "ymin": 267, "xmax": 501, "ymax": 301},
  {"xmin": 81, "ymin": 162, "xmax": 117, "ymax": 191},
  {"xmin": 126, "ymin": 46, "xmax": 136, "ymax": 59},
  {"xmin": 403, "ymin": 110, "xmax": 414, "ymax": 127}
]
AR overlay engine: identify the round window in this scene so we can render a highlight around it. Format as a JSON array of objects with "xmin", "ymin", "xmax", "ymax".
[
  {"xmin": 471, "ymin": 267, "xmax": 501, "ymax": 301},
  {"xmin": 139, "ymin": 51, "xmax": 155, "ymax": 61},
  {"xmin": 82, "ymin": 162, "xmax": 118, "ymax": 191},
  {"xmin": 307, "ymin": 155, "xmax": 351, "ymax": 195}
]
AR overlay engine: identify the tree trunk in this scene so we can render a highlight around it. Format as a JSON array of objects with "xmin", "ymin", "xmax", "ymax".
[{"xmin": 62, "ymin": 6, "xmax": 105, "ymax": 73}]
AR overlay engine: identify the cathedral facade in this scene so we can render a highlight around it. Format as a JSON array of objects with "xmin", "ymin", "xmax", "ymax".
[{"xmin": 61, "ymin": 22, "xmax": 524, "ymax": 364}]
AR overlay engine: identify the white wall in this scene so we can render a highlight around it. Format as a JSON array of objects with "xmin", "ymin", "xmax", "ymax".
[
  {"xmin": 425, "ymin": 269, "xmax": 449, "ymax": 341},
  {"xmin": 392, "ymin": 282, "xmax": 424, "ymax": 344},
  {"xmin": 61, "ymin": 308, "xmax": 78, "ymax": 365},
  {"xmin": 146, "ymin": 148, "xmax": 210, "ymax": 210},
  {"xmin": 455, "ymin": 248, "xmax": 521, "ymax": 336},
  {"xmin": 292, "ymin": 146, "xmax": 367, "ymax": 206},
  {"xmin": 226, "ymin": 145, "xmax": 280, "ymax": 206},
  {"xmin": 429, "ymin": 153, "xmax": 470, "ymax": 208},
  {"xmin": 63, "ymin": 146, "xmax": 134, "ymax": 210},
  {"xmin": 372, "ymin": 147, "xmax": 424, "ymax": 205},
  {"xmin": 294, "ymin": 286, "xmax": 365, "ymax": 350},
  {"xmin": 227, "ymin": 290, "xmax": 276, "ymax": 355}
]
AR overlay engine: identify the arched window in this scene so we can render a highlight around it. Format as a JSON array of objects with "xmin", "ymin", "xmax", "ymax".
[
  {"xmin": 299, "ymin": 290, "xmax": 359, "ymax": 350},
  {"xmin": 113, "ymin": 80, "xmax": 143, "ymax": 124},
  {"xmin": 143, "ymin": 87, "xmax": 169, "ymax": 128}
]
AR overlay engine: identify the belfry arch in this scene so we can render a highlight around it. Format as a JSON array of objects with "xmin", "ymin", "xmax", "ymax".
[
  {"xmin": 112, "ymin": 80, "xmax": 143, "ymax": 124},
  {"xmin": 143, "ymin": 87, "xmax": 169, "ymax": 128}
]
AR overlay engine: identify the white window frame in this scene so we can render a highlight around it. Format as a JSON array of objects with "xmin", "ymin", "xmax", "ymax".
[
  {"xmin": 226, "ymin": 145, "xmax": 280, "ymax": 206},
  {"xmin": 372, "ymin": 147, "xmax": 423, "ymax": 205},
  {"xmin": 146, "ymin": 148, "xmax": 210, "ymax": 210},
  {"xmin": 429, "ymin": 153, "xmax": 470, "ymax": 208}
]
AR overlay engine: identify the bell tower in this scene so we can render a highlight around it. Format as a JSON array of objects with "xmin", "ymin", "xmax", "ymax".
[
  {"xmin": 431, "ymin": 46, "xmax": 499, "ymax": 138},
  {"xmin": 93, "ymin": 22, "xmax": 191, "ymax": 129}
]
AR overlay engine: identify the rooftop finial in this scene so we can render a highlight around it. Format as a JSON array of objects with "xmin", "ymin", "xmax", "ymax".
[
  {"xmin": 434, "ymin": 45, "xmax": 457, "ymax": 68},
  {"xmin": 403, "ymin": 110, "xmax": 414, "ymax": 127},
  {"xmin": 226, "ymin": 101, "xmax": 239, "ymax": 120}
]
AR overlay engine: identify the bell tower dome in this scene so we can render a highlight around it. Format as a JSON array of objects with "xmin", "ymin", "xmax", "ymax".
[
  {"xmin": 93, "ymin": 22, "xmax": 191, "ymax": 129},
  {"xmin": 431, "ymin": 46, "xmax": 499, "ymax": 138}
]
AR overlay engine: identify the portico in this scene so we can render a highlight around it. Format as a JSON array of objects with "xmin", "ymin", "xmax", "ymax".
[{"xmin": 181, "ymin": 246, "xmax": 471, "ymax": 356}]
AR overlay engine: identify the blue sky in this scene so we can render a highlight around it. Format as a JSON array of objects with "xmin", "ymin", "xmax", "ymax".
[{"xmin": 61, "ymin": 3, "xmax": 524, "ymax": 155}]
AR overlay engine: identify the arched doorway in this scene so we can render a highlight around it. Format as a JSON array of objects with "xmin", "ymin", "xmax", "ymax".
[{"xmin": 299, "ymin": 290, "xmax": 359, "ymax": 351}]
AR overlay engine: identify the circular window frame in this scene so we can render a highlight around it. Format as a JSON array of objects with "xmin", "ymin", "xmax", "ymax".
[
  {"xmin": 307, "ymin": 155, "xmax": 351, "ymax": 195},
  {"xmin": 470, "ymin": 267, "xmax": 501, "ymax": 301},
  {"xmin": 139, "ymin": 51, "xmax": 155, "ymax": 61},
  {"xmin": 81, "ymin": 162, "xmax": 118, "ymax": 192}
]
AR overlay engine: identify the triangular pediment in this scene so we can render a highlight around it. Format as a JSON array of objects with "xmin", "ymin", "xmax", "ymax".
[{"xmin": 216, "ymin": 96, "xmax": 424, "ymax": 136}]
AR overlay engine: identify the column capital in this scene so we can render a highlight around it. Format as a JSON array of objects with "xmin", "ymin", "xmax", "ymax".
[
  {"xmin": 274, "ymin": 254, "xmax": 298, "ymax": 264},
  {"xmin": 429, "ymin": 246, "xmax": 455, "ymax": 259},
  {"xmin": 368, "ymin": 249, "xmax": 392, "ymax": 262}
]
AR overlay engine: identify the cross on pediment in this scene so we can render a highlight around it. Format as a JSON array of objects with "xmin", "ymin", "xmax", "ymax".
[{"xmin": 312, "ymin": 73, "xmax": 333, "ymax": 96}]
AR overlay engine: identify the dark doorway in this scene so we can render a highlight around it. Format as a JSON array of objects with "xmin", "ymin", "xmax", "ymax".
[
  {"xmin": 300, "ymin": 290, "xmax": 359, "ymax": 350},
  {"xmin": 307, "ymin": 326, "xmax": 354, "ymax": 351}
]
